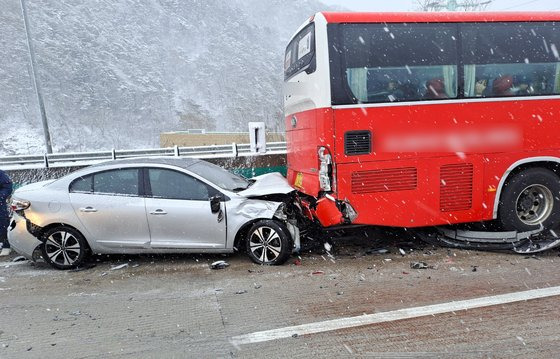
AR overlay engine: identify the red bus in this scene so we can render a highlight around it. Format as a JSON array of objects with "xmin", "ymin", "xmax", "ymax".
[{"xmin": 284, "ymin": 12, "xmax": 560, "ymax": 233}]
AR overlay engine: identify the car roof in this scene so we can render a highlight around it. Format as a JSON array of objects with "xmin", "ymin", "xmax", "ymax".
[{"xmin": 91, "ymin": 157, "xmax": 202, "ymax": 170}]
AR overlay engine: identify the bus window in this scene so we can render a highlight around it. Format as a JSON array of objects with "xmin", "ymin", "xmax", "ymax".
[
  {"xmin": 284, "ymin": 23, "xmax": 316, "ymax": 80},
  {"xmin": 336, "ymin": 23, "xmax": 458, "ymax": 104},
  {"xmin": 462, "ymin": 22, "xmax": 560, "ymax": 98}
]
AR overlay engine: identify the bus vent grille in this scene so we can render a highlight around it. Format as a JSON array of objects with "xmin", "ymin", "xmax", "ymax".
[
  {"xmin": 440, "ymin": 163, "xmax": 474, "ymax": 212},
  {"xmin": 351, "ymin": 167, "xmax": 417, "ymax": 194},
  {"xmin": 345, "ymin": 131, "xmax": 371, "ymax": 155}
]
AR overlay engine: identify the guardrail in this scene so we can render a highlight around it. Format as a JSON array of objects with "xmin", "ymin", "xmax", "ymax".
[{"xmin": 0, "ymin": 142, "xmax": 287, "ymax": 170}]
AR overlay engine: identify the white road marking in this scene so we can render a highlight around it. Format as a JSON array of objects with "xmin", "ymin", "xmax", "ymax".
[{"xmin": 231, "ymin": 286, "xmax": 560, "ymax": 346}]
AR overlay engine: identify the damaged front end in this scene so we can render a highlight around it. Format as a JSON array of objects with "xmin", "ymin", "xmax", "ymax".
[{"xmin": 235, "ymin": 172, "xmax": 301, "ymax": 252}]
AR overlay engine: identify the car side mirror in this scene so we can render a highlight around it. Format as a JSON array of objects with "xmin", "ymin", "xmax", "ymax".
[{"xmin": 210, "ymin": 195, "xmax": 222, "ymax": 214}]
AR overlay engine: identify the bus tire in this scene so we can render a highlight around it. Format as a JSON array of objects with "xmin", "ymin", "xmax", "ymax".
[{"xmin": 498, "ymin": 168, "xmax": 560, "ymax": 232}]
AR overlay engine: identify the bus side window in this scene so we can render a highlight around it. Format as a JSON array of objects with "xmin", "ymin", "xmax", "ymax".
[
  {"xmin": 462, "ymin": 22, "xmax": 560, "ymax": 98},
  {"xmin": 340, "ymin": 23, "xmax": 458, "ymax": 104}
]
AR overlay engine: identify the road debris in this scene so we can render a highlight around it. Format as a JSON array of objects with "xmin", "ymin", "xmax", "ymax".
[
  {"xmin": 235, "ymin": 290, "xmax": 248, "ymax": 295},
  {"xmin": 410, "ymin": 261, "xmax": 429, "ymax": 269},
  {"xmin": 366, "ymin": 248, "xmax": 389, "ymax": 255},
  {"xmin": 11, "ymin": 256, "xmax": 26, "ymax": 262},
  {"xmin": 210, "ymin": 261, "xmax": 229, "ymax": 270},
  {"xmin": 111, "ymin": 263, "xmax": 129, "ymax": 271},
  {"xmin": 312, "ymin": 270, "xmax": 325, "ymax": 275}
]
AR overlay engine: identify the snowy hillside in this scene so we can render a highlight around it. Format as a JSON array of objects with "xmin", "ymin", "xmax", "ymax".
[{"xmin": 0, "ymin": 0, "xmax": 331, "ymax": 155}]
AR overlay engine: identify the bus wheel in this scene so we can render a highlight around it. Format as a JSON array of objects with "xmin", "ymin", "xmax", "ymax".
[{"xmin": 498, "ymin": 168, "xmax": 560, "ymax": 232}]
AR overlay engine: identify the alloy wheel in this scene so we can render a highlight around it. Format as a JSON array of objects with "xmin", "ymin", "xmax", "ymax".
[
  {"xmin": 248, "ymin": 226, "xmax": 283, "ymax": 264},
  {"xmin": 44, "ymin": 230, "xmax": 82, "ymax": 267}
]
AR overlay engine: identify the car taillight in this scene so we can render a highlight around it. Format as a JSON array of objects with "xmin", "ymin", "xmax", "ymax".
[
  {"xmin": 11, "ymin": 198, "xmax": 30, "ymax": 211},
  {"xmin": 318, "ymin": 146, "xmax": 332, "ymax": 192}
]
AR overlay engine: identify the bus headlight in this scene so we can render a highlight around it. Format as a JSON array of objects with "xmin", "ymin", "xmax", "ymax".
[{"xmin": 318, "ymin": 147, "xmax": 332, "ymax": 192}]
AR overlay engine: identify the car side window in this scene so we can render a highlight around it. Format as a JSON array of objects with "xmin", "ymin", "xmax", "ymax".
[
  {"xmin": 69, "ymin": 175, "xmax": 93, "ymax": 193},
  {"xmin": 93, "ymin": 169, "xmax": 140, "ymax": 196},
  {"xmin": 148, "ymin": 168, "xmax": 215, "ymax": 201}
]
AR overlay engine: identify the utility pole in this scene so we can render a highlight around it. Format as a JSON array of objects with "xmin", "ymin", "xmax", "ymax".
[{"xmin": 20, "ymin": 0, "xmax": 53, "ymax": 154}]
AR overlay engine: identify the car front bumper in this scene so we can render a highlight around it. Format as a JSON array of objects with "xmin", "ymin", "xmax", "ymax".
[{"xmin": 7, "ymin": 212, "xmax": 42, "ymax": 260}]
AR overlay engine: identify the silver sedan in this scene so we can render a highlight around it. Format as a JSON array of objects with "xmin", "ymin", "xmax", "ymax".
[{"xmin": 8, "ymin": 157, "xmax": 297, "ymax": 269}]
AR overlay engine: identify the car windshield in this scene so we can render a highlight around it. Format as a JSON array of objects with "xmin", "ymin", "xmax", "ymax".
[{"xmin": 188, "ymin": 161, "xmax": 250, "ymax": 192}]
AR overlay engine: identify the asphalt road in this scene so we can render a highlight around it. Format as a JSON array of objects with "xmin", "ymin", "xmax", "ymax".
[{"xmin": 1, "ymin": 234, "xmax": 560, "ymax": 358}]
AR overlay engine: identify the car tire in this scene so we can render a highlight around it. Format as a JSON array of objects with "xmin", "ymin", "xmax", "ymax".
[
  {"xmin": 41, "ymin": 226, "xmax": 89, "ymax": 270},
  {"xmin": 246, "ymin": 220, "xmax": 292, "ymax": 265},
  {"xmin": 498, "ymin": 168, "xmax": 560, "ymax": 232}
]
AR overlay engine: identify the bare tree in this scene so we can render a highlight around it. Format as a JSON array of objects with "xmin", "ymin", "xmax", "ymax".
[{"xmin": 416, "ymin": 0, "xmax": 492, "ymax": 11}]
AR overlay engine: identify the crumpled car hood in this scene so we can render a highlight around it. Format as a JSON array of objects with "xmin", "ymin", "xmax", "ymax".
[{"xmin": 237, "ymin": 172, "xmax": 294, "ymax": 198}]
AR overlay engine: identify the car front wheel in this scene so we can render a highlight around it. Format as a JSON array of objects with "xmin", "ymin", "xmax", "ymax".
[
  {"xmin": 41, "ymin": 226, "xmax": 88, "ymax": 270},
  {"xmin": 246, "ymin": 220, "xmax": 291, "ymax": 265}
]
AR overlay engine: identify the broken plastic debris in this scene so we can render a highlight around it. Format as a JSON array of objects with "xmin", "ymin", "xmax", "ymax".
[
  {"xmin": 235, "ymin": 290, "xmax": 248, "ymax": 295},
  {"xmin": 11, "ymin": 256, "xmax": 27, "ymax": 262},
  {"xmin": 324, "ymin": 242, "xmax": 332, "ymax": 252},
  {"xmin": 312, "ymin": 270, "xmax": 325, "ymax": 275},
  {"xmin": 211, "ymin": 260, "xmax": 229, "ymax": 270},
  {"xmin": 398, "ymin": 248, "xmax": 406, "ymax": 256}
]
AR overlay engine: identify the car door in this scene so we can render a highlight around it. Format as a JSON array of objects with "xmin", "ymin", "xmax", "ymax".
[
  {"xmin": 68, "ymin": 168, "xmax": 151, "ymax": 249},
  {"xmin": 144, "ymin": 167, "xmax": 226, "ymax": 249}
]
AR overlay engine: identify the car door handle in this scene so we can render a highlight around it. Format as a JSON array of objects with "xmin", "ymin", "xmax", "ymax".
[
  {"xmin": 149, "ymin": 209, "xmax": 167, "ymax": 215},
  {"xmin": 79, "ymin": 207, "xmax": 98, "ymax": 213}
]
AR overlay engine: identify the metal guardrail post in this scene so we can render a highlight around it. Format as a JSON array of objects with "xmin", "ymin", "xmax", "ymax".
[
  {"xmin": 111, "ymin": 148, "xmax": 116, "ymax": 160},
  {"xmin": 174, "ymin": 145, "xmax": 179, "ymax": 157},
  {"xmin": 43, "ymin": 153, "xmax": 49, "ymax": 168},
  {"xmin": 232, "ymin": 143, "xmax": 238, "ymax": 157}
]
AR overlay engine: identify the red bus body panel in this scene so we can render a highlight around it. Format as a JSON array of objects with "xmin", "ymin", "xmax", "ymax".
[{"xmin": 331, "ymin": 98, "xmax": 560, "ymax": 227}]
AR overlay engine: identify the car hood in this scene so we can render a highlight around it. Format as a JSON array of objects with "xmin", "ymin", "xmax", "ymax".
[
  {"xmin": 237, "ymin": 172, "xmax": 294, "ymax": 198},
  {"xmin": 15, "ymin": 179, "xmax": 56, "ymax": 193}
]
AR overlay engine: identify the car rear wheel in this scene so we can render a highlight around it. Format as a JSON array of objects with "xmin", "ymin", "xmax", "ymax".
[
  {"xmin": 498, "ymin": 168, "xmax": 560, "ymax": 232},
  {"xmin": 41, "ymin": 226, "xmax": 88, "ymax": 270},
  {"xmin": 246, "ymin": 220, "xmax": 291, "ymax": 265}
]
